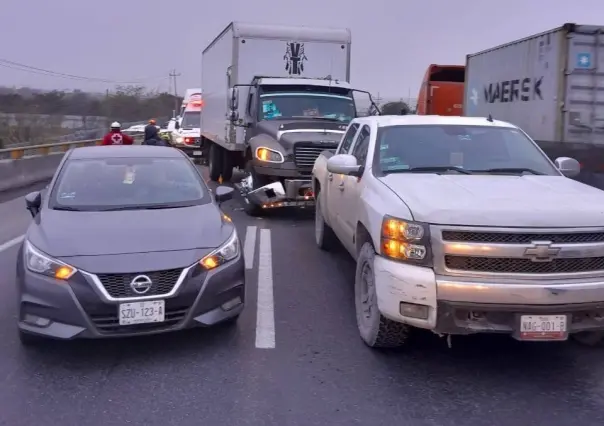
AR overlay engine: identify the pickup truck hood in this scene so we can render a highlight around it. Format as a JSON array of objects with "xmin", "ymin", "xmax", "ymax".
[{"xmin": 379, "ymin": 174, "xmax": 604, "ymax": 227}]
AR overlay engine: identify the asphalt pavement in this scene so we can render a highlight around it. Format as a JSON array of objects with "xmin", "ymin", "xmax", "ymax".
[{"xmin": 1, "ymin": 167, "xmax": 604, "ymax": 426}]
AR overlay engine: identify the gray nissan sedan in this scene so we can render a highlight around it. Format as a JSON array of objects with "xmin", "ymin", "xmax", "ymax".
[{"xmin": 16, "ymin": 145, "xmax": 244, "ymax": 345}]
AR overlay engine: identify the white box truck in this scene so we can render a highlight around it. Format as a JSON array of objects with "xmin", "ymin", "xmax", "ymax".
[
  {"xmin": 200, "ymin": 21, "xmax": 378, "ymax": 215},
  {"xmin": 463, "ymin": 23, "xmax": 604, "ymax": 189}
]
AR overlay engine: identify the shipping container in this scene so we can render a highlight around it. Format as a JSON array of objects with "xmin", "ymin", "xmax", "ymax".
[
  {"xmin": 416, "ymin": 64, "xmax": 464, "ymax": 115},
  {"xmin": 463, "ymin": 23, "xmax": 604, "ymax": 187}
]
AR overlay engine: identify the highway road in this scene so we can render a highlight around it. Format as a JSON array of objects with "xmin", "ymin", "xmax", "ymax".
[{"xmin": 1, "ymin": 167, "xmax": 604, "ymax": 426}]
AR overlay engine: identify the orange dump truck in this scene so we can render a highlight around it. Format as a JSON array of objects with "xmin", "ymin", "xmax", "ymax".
[{"xmin": 416, "ymin": 64, "xmax": 465, "ymax": 115}]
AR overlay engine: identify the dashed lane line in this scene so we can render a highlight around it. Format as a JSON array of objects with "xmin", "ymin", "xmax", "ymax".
[{"xmin": 255, "ymin": 228, "xmax": 276, "ymax": 349}]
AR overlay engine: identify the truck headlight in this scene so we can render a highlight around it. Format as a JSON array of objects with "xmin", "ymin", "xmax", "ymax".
[
  {"xmin": 24, "ymin": 241, "xmax": 77, "ymax": 280},
  {"xmin": 255, "ymin": 147, "xmax": 284, "ymax": 163},
  {"xmin": 199, "ymin": 230, "xmax": 240, "ymax": 270},
  {"xmin": 380, "ymin": 216, "xmax": 432, "ymax": 266}
]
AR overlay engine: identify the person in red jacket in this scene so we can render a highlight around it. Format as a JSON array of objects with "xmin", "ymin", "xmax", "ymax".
[{"xmin": 101, "ymin": 122, "xmax": 134, "ymax": 146}]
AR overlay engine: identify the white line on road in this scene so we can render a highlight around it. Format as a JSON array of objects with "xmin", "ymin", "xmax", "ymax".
[
  {"xmin": 243, "ymin": 226, "xmax": 257, "ymax": 269},
  {"xmin": 255, "ymin": 228, "xmax": 275, "ymax": 349},
  {"xmin": 0, "ymin": 235, "xmax": 24, "ymax": 253}
]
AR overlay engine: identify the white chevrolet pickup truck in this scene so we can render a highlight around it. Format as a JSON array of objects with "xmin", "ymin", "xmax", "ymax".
[{"xmin": 312, "ymin": 115, "xmax": 604, "ymax": 348}]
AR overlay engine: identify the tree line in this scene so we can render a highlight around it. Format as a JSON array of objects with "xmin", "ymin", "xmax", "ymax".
[{"xmin": 0, "ymin": 85, "xmax": 183, "ymax": 122}]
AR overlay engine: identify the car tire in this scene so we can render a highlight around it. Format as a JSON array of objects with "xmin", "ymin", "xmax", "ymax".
[
  {"xmin": 572, "ymin": 331, "xmax": 604, "ymax": 347},
  {"xmin": 19, "ymin": 330, "xmax": 43, "ymax": 347},
  {"xmin": 355, "ymin": 242, "xmax": 410, "ymax": 348},
  {"xmin": 208, "ymin": 143, "xmax": 223, "ymax": 182},
  {"xmin": 315, "ymin": 194, "xmax": 337, "ymax": 251}
]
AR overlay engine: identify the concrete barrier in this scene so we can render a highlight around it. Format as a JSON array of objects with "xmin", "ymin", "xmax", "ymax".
[{"xmin": 0, "ymin": 133, "xmax": 144, "ymax": 193}]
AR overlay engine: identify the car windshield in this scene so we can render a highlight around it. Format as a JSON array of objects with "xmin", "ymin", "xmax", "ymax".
[
  {"xmin": 50, "ymin": 157, "xmax": 206, "ymax": 211},
  {"xmin": 181, "ymin": 111, "xmax": 200, "ymax": 128},
  {"xmin": 375, "ymin": 125, "xmax": 560, "ymax": 176},
  {"xmin": 259, "ymin": 92, "xmax": 355, "ymax": 122}
]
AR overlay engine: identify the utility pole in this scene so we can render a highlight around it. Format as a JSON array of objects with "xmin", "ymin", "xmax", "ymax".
[{"xmin": 169, "ymin": 69, "xmax": 181, "ymax": 115}]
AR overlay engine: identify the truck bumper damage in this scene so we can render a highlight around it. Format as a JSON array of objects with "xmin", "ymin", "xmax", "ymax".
[
  {"xmin": 237, "ymin": 178, "xmax": 315, "ymax": 209},
  {"xmin": 373, "ymin": 255, "xmax": 604, "ymax": 341}
]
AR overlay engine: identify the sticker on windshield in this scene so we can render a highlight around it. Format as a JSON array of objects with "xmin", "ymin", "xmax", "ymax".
[{"xmin": 123, "ymin": 167, "xmax": 135, "ymax": 184}]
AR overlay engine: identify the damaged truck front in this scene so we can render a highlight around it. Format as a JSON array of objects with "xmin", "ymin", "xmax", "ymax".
[{"xmin": 200, "ymin": 22, "xmax": 377, "ymax": 215}]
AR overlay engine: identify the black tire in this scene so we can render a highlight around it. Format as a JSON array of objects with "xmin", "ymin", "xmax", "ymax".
[
  {"xmin": 19, "ymin": 330, "xmax": 43, "ymax": 347},
  {"xmin": 573, "ymin": 331, "xmax": 604, "ymax": 347},
  {"xmin": 315, "ymin": 193, "xmax": 338, "ymax": 251},
  {"xmin": 355, "ymin": 242, "xmax": 410, "ymax": 348},
  {"xmin": 243, "ymin": 161, "xmax": 270, "ymax": 217},
  {"xmin": 221, "ymin": 150, "xmax": 234, "ymax": 182},
  {"xmin": 208, "ymin": 143, "xmax": 224, "ymax": 182}
]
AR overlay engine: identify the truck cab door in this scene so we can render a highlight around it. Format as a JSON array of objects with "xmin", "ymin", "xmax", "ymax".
[
  {"xmin": 339, "ymin": 125, "xmax": 371, "ymax": 252},
  {"xmin": 327, "ymin": 123, "xmax": 360, "ymax": 244}
]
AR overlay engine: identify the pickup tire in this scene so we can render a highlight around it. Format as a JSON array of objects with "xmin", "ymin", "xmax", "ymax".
[
  {"xmin": 208, "ymin": 143, "xmax": 223, "ymax": 182},
  {"xmin": 355, "ymin": 242, "xmax": 410, "ymax": 348},
  {"xmin": 315, "ymin": 195, "xmax": 337, "ymax": 250}
]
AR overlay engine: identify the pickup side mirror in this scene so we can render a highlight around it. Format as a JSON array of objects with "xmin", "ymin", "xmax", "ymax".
[
  {"xmin": 25, "ymin": 191, "xmax": 42, "ymax": 217},
  {"xmin": 327, "ymin": 154, "xmax": 363, "ymax": 177},
  {"xmin": 555, "ymin": 156, "xmax": 580, "ymax": 178},
  {"xmin": 215, "ymin": 186, "xmax": 234, "ymax": 203}
]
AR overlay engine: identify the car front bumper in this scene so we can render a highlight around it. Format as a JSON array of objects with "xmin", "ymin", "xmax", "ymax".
[
  {"xmin": 373, "ymin": 255, "xmax": 604, "ymax": 337},
  {"xmin": 17, "ymin": 253, "xmax": 245, "ymax": 340}
]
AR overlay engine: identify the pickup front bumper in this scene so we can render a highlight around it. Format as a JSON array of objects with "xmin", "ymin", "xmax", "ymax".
[{"xmin": 373, "ymin": 256, "xmax": 604, "ymax": 339}]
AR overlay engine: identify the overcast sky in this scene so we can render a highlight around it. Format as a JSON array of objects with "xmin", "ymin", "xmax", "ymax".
[{"xmin": 0, "ymin": 0, "xmax": 597, "ymax": 99}]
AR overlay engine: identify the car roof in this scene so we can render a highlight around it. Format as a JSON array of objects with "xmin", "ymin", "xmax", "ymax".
[
  {"xmin": 355, "ymin": 115, "xmax": 517, "ymax": 129},
  {"xmin": 68, "ymin": 145, "xmax": 185, "ymax": 160}
]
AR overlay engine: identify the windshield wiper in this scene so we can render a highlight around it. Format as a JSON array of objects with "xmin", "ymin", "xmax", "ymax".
[
  {"xmin": 474, "ymin": 167, "xmax": 544, "ymax": 175},
  {"xmin": 101, "ymin": 204, "xmax": 192, "ymax": 211},
  {"xmin": 53, "ymin": 206, "xmax": 83, "ymax": 211},
  {"xmin": 386, "ymin": 166, "xmax": 472, "ymax": 175}
]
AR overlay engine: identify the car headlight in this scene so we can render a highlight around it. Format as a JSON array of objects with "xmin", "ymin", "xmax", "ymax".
[
  {"xmin": 24, "ymin": 241, "xmax": 77, "ymax": 280},
  {"xmin": 199, "ymin": 230, "xmax": 240, "ymax": 270},
  {"xmin": 255, "ymin": 147, "xmax": 284, "ymax": 163},
  {"xmin": 380, "ymin": 216, "xmax": 432, "ymax": 266}
]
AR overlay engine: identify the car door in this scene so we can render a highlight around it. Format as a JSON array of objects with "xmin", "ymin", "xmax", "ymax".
[
  {"xmin": 338, "ymin": 125, "xmax": 371, "ymax": 253},
  {"xmin": 325, "ymin": 123, "xmax": 360, "ymax": 235}
]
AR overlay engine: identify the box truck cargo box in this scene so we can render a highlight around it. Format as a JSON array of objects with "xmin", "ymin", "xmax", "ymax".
[{"xmin": 464, "ymin": 23, "xmax": 604, "ymax": 187}]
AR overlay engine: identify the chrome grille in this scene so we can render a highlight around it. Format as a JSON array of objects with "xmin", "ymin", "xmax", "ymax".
[
  {"xmin": 294, "ymin": 144, "xmax": 337, "ymax": 168},
  {"xmin": 445, "ymin": 255, "xmax": 604, "ymax": 274},
  {"xmin": 96, "ymin": 269, "xmax": 182, "ymax": 298},
  {"xmin": 442, "ymin": 231, "xmax": 604, "ymax": 244}
]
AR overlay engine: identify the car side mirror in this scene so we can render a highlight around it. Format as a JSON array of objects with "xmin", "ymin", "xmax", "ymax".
[
  {"xmin": 555, "ymin": 156, "xmax": 580, "ymax": 178},
  {"xmin": 215, "ymin": 186, "xmax": 234, "ymax": 204},
  {"xmin": 327, "ymin": 154, "xmax": 363, "ymax": 177},
  {"xmin": 25, "ymin": 191, "xmax": 42, "ymax": 217}
]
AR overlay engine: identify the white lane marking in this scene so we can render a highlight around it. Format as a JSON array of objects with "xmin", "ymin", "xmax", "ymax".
[
  {"xmin": 243, "ymin": 226, "xmax": 257, "ymax": 269},
  {"xmin": 0, "ymin": 235, "xmax": 24, "ymax": 253},
  {"xmin": 255, "ymin": 228, "xmax": 275, "ymax": 349}
]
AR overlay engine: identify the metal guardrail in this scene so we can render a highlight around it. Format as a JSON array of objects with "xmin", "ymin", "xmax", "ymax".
[{"xmin": 0, "ymin": 132, "xmax": 144, "ymax": 160}]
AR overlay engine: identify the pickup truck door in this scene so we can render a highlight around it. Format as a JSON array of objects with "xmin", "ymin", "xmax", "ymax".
[
  {"xmin": 325, "ymin": 123, "xmax": 360, "ymax": 238},
  {"xmin": 338, "ymin": 125, "xmax": 371, "ymax": 252}
]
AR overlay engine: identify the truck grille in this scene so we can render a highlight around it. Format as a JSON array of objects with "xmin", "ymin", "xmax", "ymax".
[
  {"xmin": 294, "ymin": 143, "xmax": 338, "ymax": 168},
  {"xmin": 96, "ymin": 268, "xmax": 183, "ymax": 298},
  {"xmin": 442, "ymin": 231, "xmax": 604, "ymax": 244},
  {"xmin": 445, "ymin": 255, "xmax": 604, "ymax": 274}
]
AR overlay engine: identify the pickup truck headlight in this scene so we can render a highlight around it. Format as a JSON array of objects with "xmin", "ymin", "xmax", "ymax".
[
  {"xmin": 24, "ymin": 241, "xmax": 77, "ymax": 280},
  {"xmin": 199, "ymin": 230, "xmax": 240, "ymax": 270},
  {"xmin": 255, "ymin": 147, "xmax": 284, "ymax": 163},
  {"xmin": 380, "ymin": 216, "xmax": 432, "ymax": 266}
]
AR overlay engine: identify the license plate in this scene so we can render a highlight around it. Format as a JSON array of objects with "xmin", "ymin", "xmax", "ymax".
[
  {"xmin": 193, "ymin": 150, "xmax": 202, "ymax": 156},
  {"xmin": 519, "ymin": 315, "xmax": 567, "ymax": 340},
  {"xmin": 118, "ymin": 300, "xmax": 165, "ymax": 325}
]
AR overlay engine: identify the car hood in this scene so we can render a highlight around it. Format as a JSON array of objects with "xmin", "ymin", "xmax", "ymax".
[
  {"xmin": 27, "ymin": 203, "xmax": 232, "ymax": 258},
  {"xmin": 379, "ymin": 174, "xmax": 604, "ymax": 227}
]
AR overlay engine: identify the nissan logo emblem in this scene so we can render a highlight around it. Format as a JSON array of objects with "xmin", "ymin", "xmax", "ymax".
[{"xmin": 129, "ymin": 275, "xmax": 153, "ymax": 294}]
